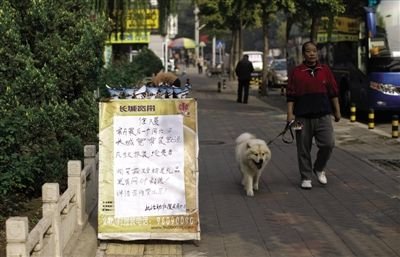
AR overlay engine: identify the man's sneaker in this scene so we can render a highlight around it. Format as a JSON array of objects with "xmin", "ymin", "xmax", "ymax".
[
  {"xmin": 314, "ymin": 170, "xmax": 327, "ymax": 185},
  {"xmin": 301, "ymin": 180, "xmax": 312, "ymax": 189}
]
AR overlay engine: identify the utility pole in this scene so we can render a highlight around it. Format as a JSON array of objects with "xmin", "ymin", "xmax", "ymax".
[
  {"xmin": 194, "ymin": 5, "xmax": 200, "ymax": 59},
  {"xmin": 212, "ymin": 36, "xmax": 216, "ymax": 68}
]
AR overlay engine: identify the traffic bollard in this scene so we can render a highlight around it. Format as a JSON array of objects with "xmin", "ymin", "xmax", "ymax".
[
  {"xmin": 392, "ymin": 115, "xmax": 399, "ymax": 138},
  {"xmin": 217, "ymin": 81, "xmax": 221, "ymax": 92},
  {"xmin": 222, "ymin": 79, "xmax": 226, "ymax": 89},
  {"xmin": 350, "ymin": 103, "xmax": 356, "ymax": 122},
  {"xmin": 368, "ymin": 109, "xmax": 375, "ymax": 129}
]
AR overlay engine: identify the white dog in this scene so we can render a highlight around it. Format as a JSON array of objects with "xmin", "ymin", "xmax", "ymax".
[{"xmin": 235, "ymin": 132, "xmax": 271, "ymax": 196}]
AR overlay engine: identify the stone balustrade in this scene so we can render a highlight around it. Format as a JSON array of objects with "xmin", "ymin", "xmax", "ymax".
[{"xmin": 6, "ymin": 145, "xmax": 98, "ymax": 257}]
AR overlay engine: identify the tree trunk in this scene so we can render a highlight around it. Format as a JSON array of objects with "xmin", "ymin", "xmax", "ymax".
[
  {"xmin": 238, "ymin": 17, "xmax": 243, "ymax": 57},
  {"xmin": 286, "ymin": 15, "xmax": 296, "ymax": 73},
  {"xmin": 236, "ymin": 27, "xmax": 241, "ymax": 74},
  {"xmin": 260, "ymin": 16, "xmax": 269, "ymax": 96},
  {"xmin": 310, "ymin": 16, "xmax": 321, "ymax": 43},
  {"xmin": 229, "ymin": 32, "xmax": 235, "ymax": 80},
  {"xmin": 229, "ymin": 30, "xmax": 238, "ymax": 80},
  {"xmin": 230, "ymin": 23, "xmax": 241, "ymax": 80},
  {"xmin": 286, "ymin": 14, "xmax": 293, "ymax": 50}
]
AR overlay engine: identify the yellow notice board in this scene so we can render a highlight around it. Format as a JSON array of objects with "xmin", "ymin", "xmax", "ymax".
[
  {"xmin": 319, "ymin": 16, "xmax": 360, "ymax": 34},
  {"xmin": 317, "ymin": 17, "xmax": 360, "ymax": 43},
  {"xmin": 126, "ymin": 9, "xmax": 159, "ymax": 30},
  {"xmin": 98, "ymin": 99, "xmax": 200, "ymax": 241}
]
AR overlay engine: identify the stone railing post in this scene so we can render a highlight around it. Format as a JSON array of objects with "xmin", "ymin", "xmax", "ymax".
[
  {"xmin": 6, "ymin": 217, "xmax": 29, "ymax": 257},
  {"xmin": 68, "ymin": 160, "xmax": 86, "ymax": 227},
  {"xmin": 42, "ymin": 183, "xmax": 63, "ymax": 257},
  {"xmin": 83, "ymin": 145, "xmax": 98, "ymax": 215},
  {"xmin": 84, "ymin": 145, "xmax": 96, "ymax": 167}
]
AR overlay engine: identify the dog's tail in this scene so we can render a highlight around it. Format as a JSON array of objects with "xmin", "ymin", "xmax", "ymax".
[{"xmin": 235, "ymin": 132, "xmax": 256, "ymax": 145}]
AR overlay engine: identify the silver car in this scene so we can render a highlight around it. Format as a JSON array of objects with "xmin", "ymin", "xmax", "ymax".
[{"xmin": 268, "ymin": 59, "xmax": 288, "ymax": 88}]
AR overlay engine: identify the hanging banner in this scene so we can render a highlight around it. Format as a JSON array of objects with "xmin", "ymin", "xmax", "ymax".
[{"xmin": 98, "ymin": 99, "xmax": 200, "ymax": 241}]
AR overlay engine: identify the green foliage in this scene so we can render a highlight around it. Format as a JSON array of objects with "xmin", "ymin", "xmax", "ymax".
[
  {"xmin": 99, "ymin": 47, "xmax": 163, "ymax": 96},
  {"xmin": 0, "ymin": 105, "xmax": 65, "ymax": 197},
  {"xmin": 24, "ymin": 1, "xmax": 108, "ymax": 102},
  {"xmin": 0, "ymin": 0, "xmax": 107, "ymax": 218},
  {"xmin": 132, "ymin": 47, "xmax": 164, "ymax": 77},
  {"xmin": 68, "ymin": 92, "xmax": 100, "ymax": 144},
  {"xmin": 198, "ymin": 0, "xmax": 260, "ymax": 31},
  {"xmin": 297, "ymin": 0, "xmax": 345, "ymax": 17}
]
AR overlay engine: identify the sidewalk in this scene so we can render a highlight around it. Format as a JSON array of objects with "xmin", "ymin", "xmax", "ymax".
[{"xmin": 84, "ymin": 67, "xmax": 400, "ymax": 257}]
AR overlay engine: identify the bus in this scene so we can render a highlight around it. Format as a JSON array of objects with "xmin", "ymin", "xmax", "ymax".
[{"xmin": 317, "ymin": 0, "xmax": 400, "ymax": 113}]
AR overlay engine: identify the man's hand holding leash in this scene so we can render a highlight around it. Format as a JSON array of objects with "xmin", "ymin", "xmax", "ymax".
[{"xmin": 267, "ymin": 119, "xmax": 298, "ymax": 145}]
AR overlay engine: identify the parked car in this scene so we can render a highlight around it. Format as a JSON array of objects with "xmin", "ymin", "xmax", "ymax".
[{"xmin": 268, "ymin": 58, "xmax": 288, "ymax": 88}]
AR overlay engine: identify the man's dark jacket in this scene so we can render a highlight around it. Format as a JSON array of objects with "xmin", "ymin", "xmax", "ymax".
[{"xmin": 235, "ymin": 58, "xmax": 254, "ymax": 80}]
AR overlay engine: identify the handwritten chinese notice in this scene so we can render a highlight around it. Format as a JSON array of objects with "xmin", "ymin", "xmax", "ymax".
[
  {"xmin": 99, "ymin": 99, "xmax": 200, "ymax": 241},
  {"xmin": 113, "ymin": 115, "xmax": 186, "ymax": 218}
]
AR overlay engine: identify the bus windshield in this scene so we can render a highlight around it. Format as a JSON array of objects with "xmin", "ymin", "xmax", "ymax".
[{"xmin": 369, "ymin": 0, "xmax": 400, "ymax": 71}]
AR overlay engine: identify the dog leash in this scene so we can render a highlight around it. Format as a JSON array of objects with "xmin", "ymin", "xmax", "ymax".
[{"xmin": 267, "ymin": 120, "xmax": 296, "ymax": 145}]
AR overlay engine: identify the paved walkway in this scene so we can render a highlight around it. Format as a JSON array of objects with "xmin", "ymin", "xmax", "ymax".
[{"xmin": 77, "ymin": 67, "xmax": 400, "ymax": 257}]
